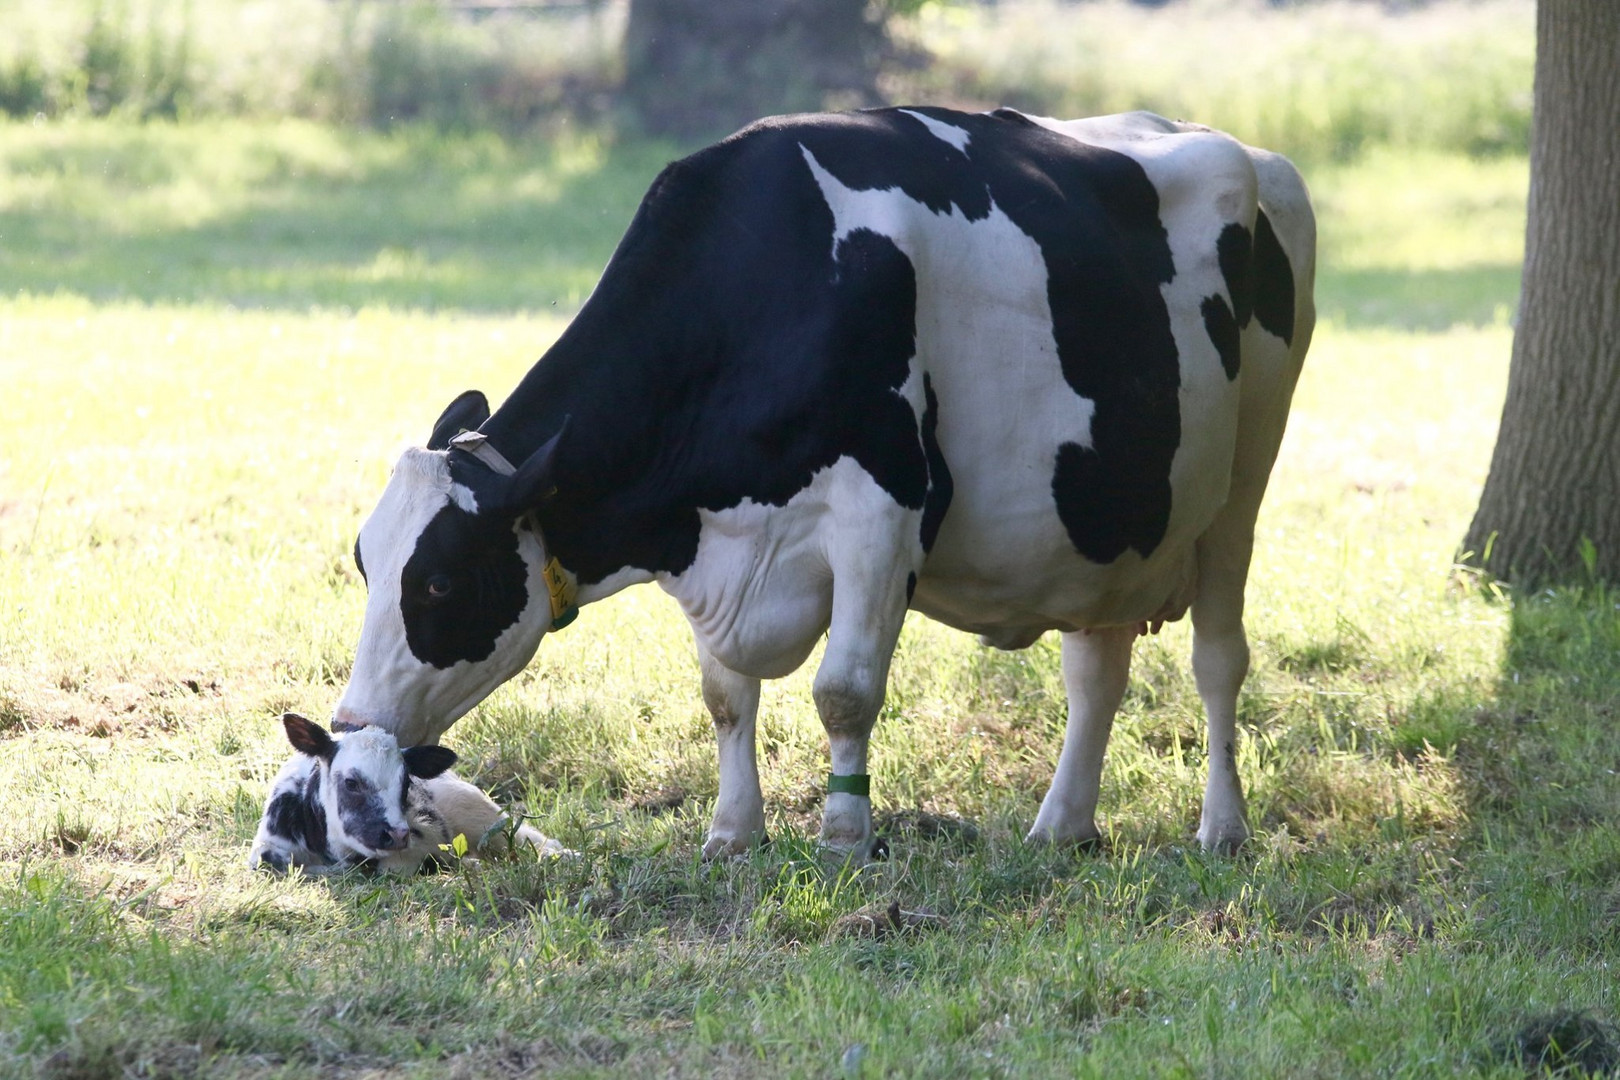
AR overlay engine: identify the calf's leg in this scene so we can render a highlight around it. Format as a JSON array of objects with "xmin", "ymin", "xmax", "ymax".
[{"xmin": 1028, "ymin": 625, "xmax": 1135, "ymax": 846}]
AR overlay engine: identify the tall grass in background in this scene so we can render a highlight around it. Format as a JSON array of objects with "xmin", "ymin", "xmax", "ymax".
[
  {"xmin": 0, "ymin": 0, "xmax": 625, "ymax": 131},
  {"xmin": 890, "ymin": 0, "xmax": 1535, "ymax": 161},
  {"xmin": 0, "ymin": 0, "xmax": 1533, "ymax": 161}
]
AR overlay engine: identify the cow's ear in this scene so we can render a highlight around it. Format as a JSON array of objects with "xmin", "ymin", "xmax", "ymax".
[
  {"xmin": 282, "ymin": 712, "xmax": 337, "ymax": 761},
  {"xmin": 427, "ymin": 390, "xmax": 491, "ymax": 451},
  {"xmin": 505, "ymin": 417, "xmax": 570, "ymax": 511},
  {"xmin": 402, "ymin": 745, "xmax": 458, "ymax": 780}
]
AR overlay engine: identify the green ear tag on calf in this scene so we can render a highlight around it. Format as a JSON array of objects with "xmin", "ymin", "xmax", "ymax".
[{"xmin": 552, "ymin": 606, "xmax": 578, "ymax": 631}]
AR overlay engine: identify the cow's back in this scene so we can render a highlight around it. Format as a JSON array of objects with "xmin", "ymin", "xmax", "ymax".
[
  {"xmin": 774, "ymin": 108, "xmax": 1313, "ymax": 639},
  {"xmin": 518, "ymin": 107, "xmax": 1312, "ymax": 646}
]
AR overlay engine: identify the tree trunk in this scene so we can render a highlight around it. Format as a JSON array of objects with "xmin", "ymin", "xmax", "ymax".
[
  {"xmin": 623, "ymin": 0, "xmax": 885, "ymax": 141},
  {"xmin": 1463, "ymin": 0, "xmax": 1620, "ymax": 586}
]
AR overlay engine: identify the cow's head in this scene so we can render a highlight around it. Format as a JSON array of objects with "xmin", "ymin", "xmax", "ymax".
[
  {"xmin": 280, "ymin": 712, "xmax": 457, "ymax": 856},
  {"xmin": 334, "ymin": 391, "xmax": 567, "ymax": 746}
]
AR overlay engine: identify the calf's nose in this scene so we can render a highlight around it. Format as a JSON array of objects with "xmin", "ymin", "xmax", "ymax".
[{"xmin": 374, "ymin": 826, "xmax": 410, "ymax": 851}]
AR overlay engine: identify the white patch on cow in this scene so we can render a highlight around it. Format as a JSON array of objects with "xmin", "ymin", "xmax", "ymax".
[
  {"xmin": 898, "ymin": 109, "xmax": 972, "ymax": 155},
  {"xmin": 575, "ymin": 564, "xmax": 657, "ymax": 607},
  {"xmin": 801, "ymin": 144, "xmax": 1150, "ymax": 628},
  {"xmin": 449, "ymin": 482, "xmax": 478, "ymax": 514},
  {"xmin": 339, "ymin": 447, "xmax": 554, "ymax": 746},
  {"xmin": 893, "ymin": 364, "xmax": 924, "ymax": 426},
  {"xmin": 663, "ymin": 456, "xmax": 919, "ymax": 680}
]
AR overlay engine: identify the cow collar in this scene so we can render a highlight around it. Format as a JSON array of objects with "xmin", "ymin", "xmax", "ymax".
[{"xmin": 447, "ymin": 429, "xmax": 578, "ymax": 631}]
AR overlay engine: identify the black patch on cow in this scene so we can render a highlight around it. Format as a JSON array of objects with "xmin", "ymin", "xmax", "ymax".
[
  {"xmin": 1216, "ymin": 223, "xmax": 1254, "ymax": 329},
  {"xmin": 353, "ymin": 536, "xmax": 366, "ymax": 583},
  {"xmin": 474, "ymin": 106, "xmax": 1192, "ymax": 576},
  {"xmin": 905, "ymin": 571, "xmax": 917, "ymax": 605},
  {"xmin": 1202, "ymin": 222, "xmax": 1253, "ymax": 381},
  {"xmin": 1201, "ymin": 295, "xmax": 1242, "ymax": 381},
  {"xmin": 919, "ymin": 373, "xmax": 951, "ymax": 554},
  {"xmin": 266, "ymin": 771, "xmax": 328, "ymax": 858},
  {"xmin": 1251, "ymin": 209, "xmax": 1295, "ymax": 345},
  {"xmin": 400, "ymin": 503, "xmax": 529, "ymax": 668},
  {"xmin": 337, "ymin": 772, "xmax": 393, "ymax": 850},
  {"xmin": 428, "ymin": 390, "xmax": 492, "ymax": 451}
]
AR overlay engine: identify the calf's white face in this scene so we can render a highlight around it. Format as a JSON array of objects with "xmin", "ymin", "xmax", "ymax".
[{"xmin": 281, "ymin": 713, "xmax": 457, "ymax": 856}]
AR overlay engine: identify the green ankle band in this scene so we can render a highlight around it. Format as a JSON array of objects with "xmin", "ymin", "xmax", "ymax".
[{"xmin": 827, "ymin": 773, "xmax": 870, "ymax": 797}]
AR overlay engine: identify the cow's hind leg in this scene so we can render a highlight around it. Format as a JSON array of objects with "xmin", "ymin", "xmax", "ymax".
[
  {"xmin": 699, "ymin": 645, "xmax": 767, "ymax": 859},
  {"xmin": 1028, "ymin": 625, "xmax": 1135, "ymax": 847},
  {"xmin": 1191, "ymin": 518, "xmax": 1256, "ymax": 854}
]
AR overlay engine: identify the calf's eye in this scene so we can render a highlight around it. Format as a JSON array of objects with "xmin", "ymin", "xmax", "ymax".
[
  {"xmin": 426, "ymin": 574, "xmax": 453, "ymax": 599},
  {"xmin": 343, "ymin": 776, "xmax": 361, "ymax": 792}
]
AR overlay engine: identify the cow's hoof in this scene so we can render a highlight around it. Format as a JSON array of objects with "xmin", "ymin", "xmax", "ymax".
[
  {"xmin": 1196, "ymin": 820, "xmax": 1251, "ymax": 855},
  {"xmin": 820, "ymin": 833, "xmax": 887, "ymax": 863},
  {"xmin": 701, "ymin": 830, "xmax": 767, "ymax": 861},
  {"xmin": 1024, "ymin": 821, "xmax": 1104, "ymax": 852}
]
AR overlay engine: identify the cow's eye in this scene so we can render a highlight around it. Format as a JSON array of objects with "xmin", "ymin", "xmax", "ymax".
[{"xmin": 426, "ymin": 575, "xmax": 453, "ymax": 600}]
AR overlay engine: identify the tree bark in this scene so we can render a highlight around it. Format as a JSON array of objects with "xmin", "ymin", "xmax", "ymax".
[
  {"xmin": 1463, "ymin": 0, "xmax": 1620, "ymax": 585},
  {"xmin": 623, "ymin": 0, "xmax": 886, "ymax": 141}
]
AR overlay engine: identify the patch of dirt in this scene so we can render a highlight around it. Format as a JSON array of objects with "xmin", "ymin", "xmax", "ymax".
[
  {"xmin": 40, "ymin": 1039, "xmax": 209, "ymax": 1080},
  {"xmin": 877, "ymin": 808, "xmax": 982, "ymax": 847},
  {"xmin": 1493, "ymin": 1010, "xmax": 1620, "ymax": 1076},
  {"xmin": 630, "ymin": 785, "xmax": 688, "ymax": 816},
  {"xmin": 827, "ymin": 899, "xmax": 946, "ymax": 941},
  {"xmin": 0, "ymin": 668, "xmax": 223, "ymax": 738},
  {"xmin": 445, "ymin": 1034, "xmax": 628, "ymax": 1078}
]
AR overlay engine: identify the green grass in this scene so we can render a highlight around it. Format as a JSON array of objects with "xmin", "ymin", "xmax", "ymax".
[
  {"xmin": 893, "ymin": 0, "xmax": 1535, "ymax": 164},
  {"xmin": 9, "ymin": 117, "xmax": 1620, "ymax": 1078}
]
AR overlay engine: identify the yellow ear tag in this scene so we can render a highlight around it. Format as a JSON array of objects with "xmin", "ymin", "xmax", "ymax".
[{"xmin": 542, "ymin": 557, "xmax": 578, "ymax": 630}]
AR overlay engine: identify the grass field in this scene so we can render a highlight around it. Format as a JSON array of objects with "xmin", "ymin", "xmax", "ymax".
[{"xmin": 5, "ymin": 106, "xmax": 1620, "ymax": 1077}]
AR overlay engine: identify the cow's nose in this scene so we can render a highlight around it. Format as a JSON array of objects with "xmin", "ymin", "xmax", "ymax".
[{"xmin": 332, "ymin": 706, "xmax": 366, "ymax": 733}]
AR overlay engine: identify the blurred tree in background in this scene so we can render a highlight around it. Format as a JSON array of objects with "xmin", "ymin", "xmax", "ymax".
[{"xmin": 622, "ymin": 0, "xmax": 897, "ymax": 139}]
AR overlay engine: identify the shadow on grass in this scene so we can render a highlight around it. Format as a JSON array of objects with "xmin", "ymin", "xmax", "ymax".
[
  {"xmin": 0, "ymin": 126, "xmax": 678, "ymax": 313},
  {"xmin": 2, "ymin": 123, "xmax": 1524, "ymax": 333}
]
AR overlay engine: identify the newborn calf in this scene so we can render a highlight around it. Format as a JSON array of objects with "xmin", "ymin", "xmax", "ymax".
[{"xmin": 249, "ymin": 712, "xmax": 564, "ymax": 875}]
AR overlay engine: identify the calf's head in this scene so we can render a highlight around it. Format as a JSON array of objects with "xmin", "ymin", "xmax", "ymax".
[
  {"xmin": 335, "ymin": 391, "xmax": 566, "ymax": 746},
  {"xmin": 281, "ymin": 713, "xmax": 457, "ymax": 855}
]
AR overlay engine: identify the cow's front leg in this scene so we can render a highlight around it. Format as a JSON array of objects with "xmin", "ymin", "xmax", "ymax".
[
  {"xmin": 699, "ymin": 645, "xmax": 767, "ymax": 859},
  {"xmin": 815, "ymin": 541, "xmax": 915, "ymax": 859},
  {"xmin": 1028, "ymin": 625, "xmax": 1135, "ymax": 847}
]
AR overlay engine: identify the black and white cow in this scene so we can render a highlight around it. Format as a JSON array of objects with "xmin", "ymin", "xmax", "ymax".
[
  {"xmin": 249, "ymin": 713, "xmax": 564, "ymax": 874},
  {"xmin": 333, "ymin": 107, "xmax": 1315, "ymax": 858}
]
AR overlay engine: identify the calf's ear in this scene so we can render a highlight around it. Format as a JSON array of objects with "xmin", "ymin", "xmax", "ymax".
[
  {"xmin": 282, "ymin": 712, "xmax": 337, "ymax": 761},
  {"xmin": 427, "ymin": 390, "xmax": 492, "ymax": 451},
  {"xmin": 402, "ymin": 745, "xmax": 458, "ymax": 780}
]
